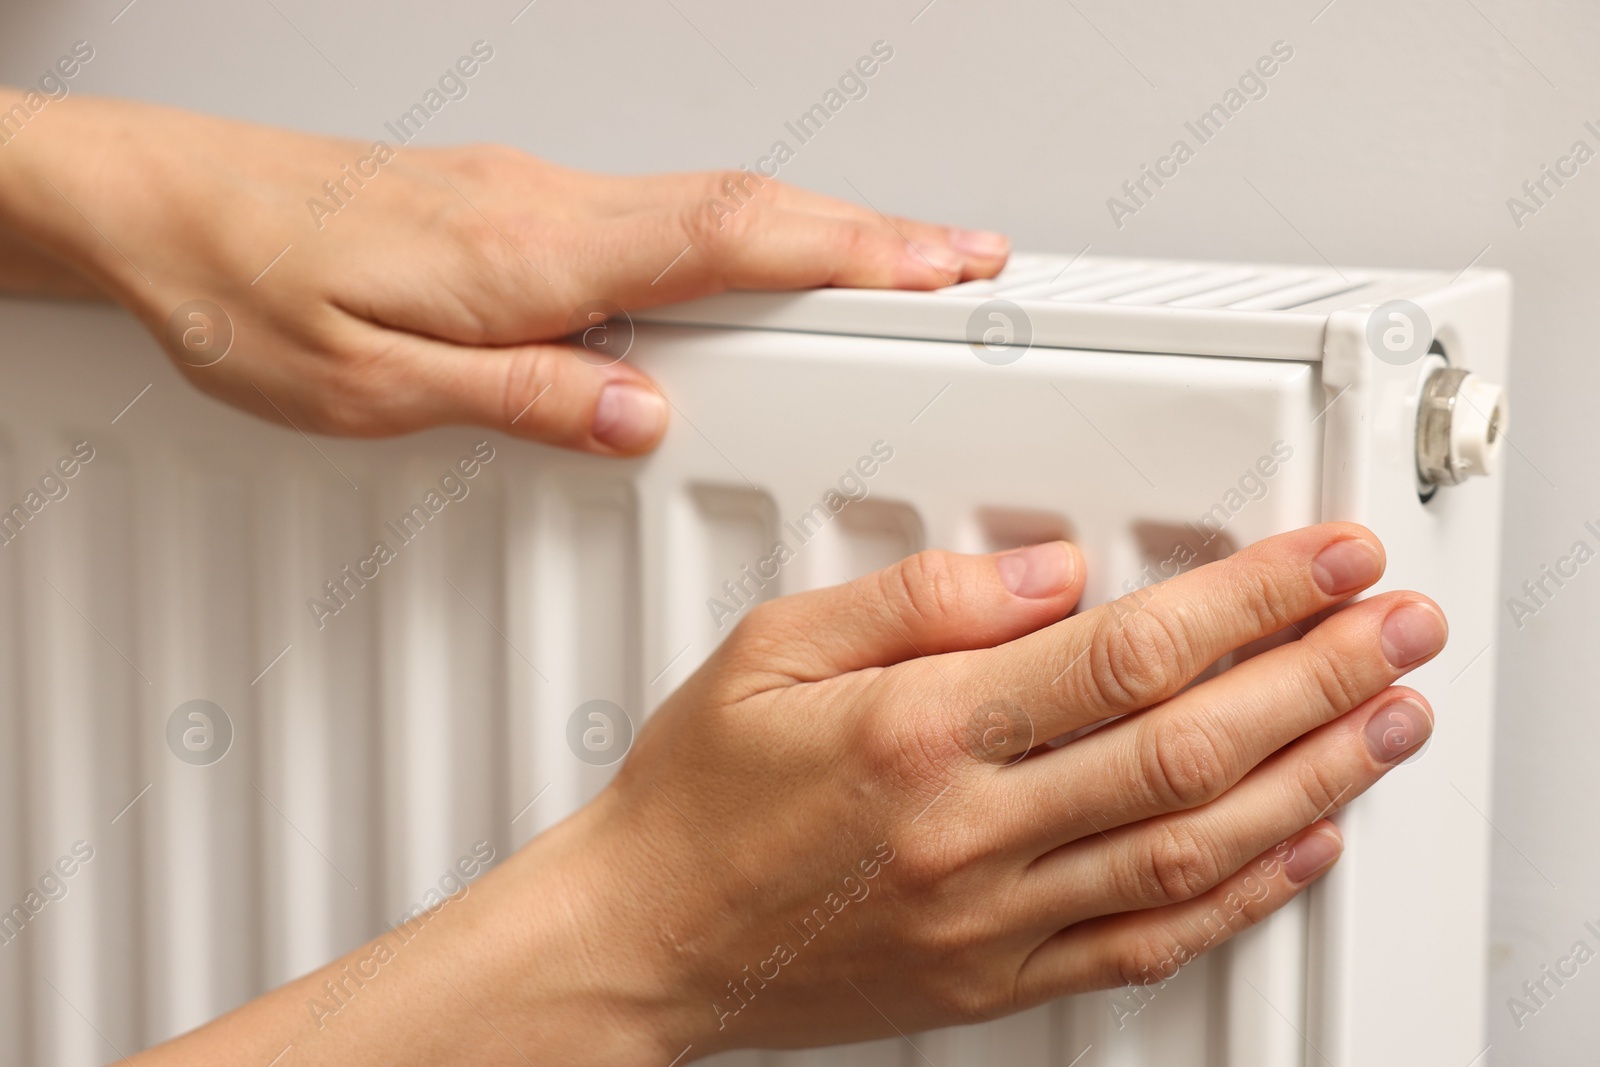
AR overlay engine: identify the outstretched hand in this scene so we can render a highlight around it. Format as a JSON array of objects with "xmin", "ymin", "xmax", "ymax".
[
  {"xmin": 144, "ymin": 524, "xmax": 1445, "ymax": 1065},
  {"xmin": 0, "ymin": 91, "xmax": 1009, "ymax": 452}
]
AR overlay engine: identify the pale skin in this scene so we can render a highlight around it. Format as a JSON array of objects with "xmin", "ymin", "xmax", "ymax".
[{"xmin": 0, "ymin": 93, "xmax": 1449, "ymax": 1064}]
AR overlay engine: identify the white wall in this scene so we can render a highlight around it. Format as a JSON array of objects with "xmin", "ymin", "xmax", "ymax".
[{"xmin": 2, "ymin": 1, "xmax": 1591, "ymax": 1061}]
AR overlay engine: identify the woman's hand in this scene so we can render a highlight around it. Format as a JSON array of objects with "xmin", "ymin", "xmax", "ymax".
[
  {"xmin": 0, "ymin": 92, "xmax": 1008, "ymax": 453},
  {"xmin": 141, "ymin": 523, "xmax": 1444, "ymax": 1065},
  {"xmin": 573, "ymin": 522, "xmax": 1443, "ymax": 1054}
]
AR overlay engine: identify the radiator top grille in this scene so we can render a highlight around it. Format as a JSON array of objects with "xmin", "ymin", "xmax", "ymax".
[
  {"xmin": 961, "ymin": 256, "xmax": 1378, "ymax": 311},
  {"xmin": 639, "ymin": 252, "xmax": 1487, "ymax": 363}
]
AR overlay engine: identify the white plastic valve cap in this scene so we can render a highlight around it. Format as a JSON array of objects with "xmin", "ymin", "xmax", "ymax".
[{"xmin": 1451, "ymin": 373, "xmax": 1507, "ymax": 478}]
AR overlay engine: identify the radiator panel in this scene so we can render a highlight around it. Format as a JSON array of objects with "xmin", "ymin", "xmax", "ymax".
[{"xmin": 0, "ymin": 288, "xmax": 1503, "ymax": 1066}]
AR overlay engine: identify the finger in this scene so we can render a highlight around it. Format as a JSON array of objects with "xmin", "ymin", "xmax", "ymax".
[
  {"xmin": 772, "ymin": 204, "xmax": 1008, "ymax": 282},
  {"xmin": 578, "ymin": 170, "xmax": 912, "ymax": 231},
  {"xmin": 724, "ymin": 542, "xmax": 1085, "ymax": 682},
  {"xmin": 361, "ymin": 200, "xmax": 994, "ymax": 348},
  {"xmin": 717, "ymin": 185, "xmax": 1012, "ymax": 280},
  {"xmin": 962, "ymin": 523, "xmax": 1388, "ymax": 747},
  {"xmin": 398, "ymin": 204, "xmax": 971, "ymax": 346},
  {"xmin": 1021, "ymin": 688, "xmax": 1427, "ymax": 929},
  {"xmin": 1015, "ymin": 822, "xmax": 1342, "ymax": 1002},
  {"xmin": 361, "ymin": 332, "xmax": 669, "ymax": 455},
  {"xmin": 570, "ymin": 203, "xmax": 973, "ymax": 308},
  {"xmin": 1005, "ymin": 590, "xmax": 1446, "ymax": 848},
  {"xmin": 570, "ymin": 170, "xmax": 1011, "ymax": 275}
]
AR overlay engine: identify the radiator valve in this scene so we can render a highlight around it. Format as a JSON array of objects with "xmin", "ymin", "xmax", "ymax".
[{"xmin": 1416, "ymin": 366, "xmax": 1507, "ymax": 486}]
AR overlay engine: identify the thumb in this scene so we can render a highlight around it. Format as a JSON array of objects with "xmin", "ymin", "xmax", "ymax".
[
  {"xmin": 396, "ymin": 335, "xmax": 669, "ymax": 455},
  {"xmin": 731, "ymin": 543, "xmax": 1086, "ymax": 682}
]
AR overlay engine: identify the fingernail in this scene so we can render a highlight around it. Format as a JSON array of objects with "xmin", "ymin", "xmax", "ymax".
[
  {"xmin": 948, "ymin": 228, "xmax": 1010, "ymax": 258},
  {"xmin": 1381, "ymin": 602, "xmax": 1447, "ymax": 667},
  {"xmin": 1364, "ymin": 698, "xmax": 1432, "ymax": 763},
  {"xmin": 909, "ymin": 243, "xmax": 962, "ymax": 278},
  {"xmin": 1283, "ymin": 827, "xmax": 1343, "ymax": 884},
  {"xmin": 592, "ymin": 382, "xmax": 667, "ymax": 452},
  {"xmin": 1311, "ymin": 539, "xmax": 1382, "ymax": 596},
  {"xmin": 997, "ymin": 542, "xmax": 1075, "ymax": 599}
]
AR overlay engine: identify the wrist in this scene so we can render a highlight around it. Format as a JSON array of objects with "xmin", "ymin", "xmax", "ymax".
[
  {"xmin": 0, "ymin": 92, "xmax": 142, "ymax": 298},
  {"xmin": 171, "ymin": 792, "xmax": 714, "ymax": 1067},
  {"xmin": 0, "ymin": 88, "xmax": 131, "ymax": 299},
  {"xmin": 484, "ymin": 789, "xmax": 714, "ymax": 1064}
]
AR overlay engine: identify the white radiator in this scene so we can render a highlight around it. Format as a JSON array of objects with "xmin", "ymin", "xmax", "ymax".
[{"xmin": 0, "ymin": 253, "xmax": 1510, "ymax": 1067}]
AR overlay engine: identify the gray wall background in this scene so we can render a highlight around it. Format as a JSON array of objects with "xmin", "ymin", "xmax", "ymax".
[{"xmin": 1, "ymin": 0, "xmax": 1592, "ymax": 1061}]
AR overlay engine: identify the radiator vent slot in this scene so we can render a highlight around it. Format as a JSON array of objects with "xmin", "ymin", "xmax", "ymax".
[{"xmin": 958, "ymin": 256, "xmax": 1379, "ymax": 313}]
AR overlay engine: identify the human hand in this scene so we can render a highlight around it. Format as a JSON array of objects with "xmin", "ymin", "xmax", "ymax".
[
  {"xmin": 0, "ymin": 91, "xmax": 1008, "ymax": 453},
  {"xmin": 132, "ymin": 522, "xmax": 1445, "ymax": 1065},
  {"xmin": 492, "ymin": 522, "xmax": 1445, "ymax": 1058}
]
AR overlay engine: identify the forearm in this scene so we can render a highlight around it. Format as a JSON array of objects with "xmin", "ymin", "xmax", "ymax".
[
  {"xmin": 129, "ymin": 800, "xmax": 696, "ymax": 1067},
  {"xmin": 0, "ymin": 224, "xmax": 104, "ymax": 298},
  {"xmin": 0, "ymin": 89, "xmax": 304, "ymax": 317},
  {"xmin": 0, "ymin": 86, "xmax": 112, "ymax": 299},
  {"xmin": 0, "ymin": 82, "xmax": 144, "ymax": 300}
]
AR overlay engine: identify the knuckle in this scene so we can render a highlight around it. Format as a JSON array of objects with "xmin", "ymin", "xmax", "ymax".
[
  {"xmin": 890, "ymin": 832, "xmax": 962, "ymax": 892},
  {"xmin": 680, "ymin": 192, "xmax": 753, "ymax": 255},
  {"xmin": 881, "ymin": 549, "xmax": 966, "ymax": 630},
  {"xmin": 293, "ymin": 350, "xmax": 388, "ymax": 437},
  {"xmin": 855, "ymin": 705, "xmax": 912, "ymax": 777},
  {"xmin": 1088, "ymin": 606, "xmax": 1186, "ymax": 712},
  {"xmin": 446, "ymin": 142, "xmax": 533, "ymax": 184},
  {"xmin": 1113, "ymin": 932, "xmax": 1184, "ymax": 989},
  {"xmin": 1294, "ymin": 756, "xmax": 1350, "ymax": 816},
  {"xmin": 1142, "ymin": 823, "xmax": 1220, "ymax": 905},
  {"xmin": 858, "ymin": 697, "xmax": 962, "ymax": 797},
  {"xmin": 681, "ymin": 194, "xmax": 721, "ymax": 241},
  {"xmin": 499, "ymin": 347, "xmax": 542, "ymax": 426},
  {"xmin": 1302, "ymin": 634, "xmax": 1374, "ymax": 713},
  {"xmin": 1140, "ymin": 719, "xmax": 1230, "ymax": 810},
  {"xmin": 1235, "ymin": 557, "xmax": 1303, "ymax": 635},
  {"xmin": 702, "ymin": 167, "xmax": 767, "ymax": 202},
  {"xmin": 904, "ymin": 923, "xmax": 1010, "ymax": 1023},
  {"xmin": 499, "ymin": 347, "xmax": 569, "ymax": 435}
]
